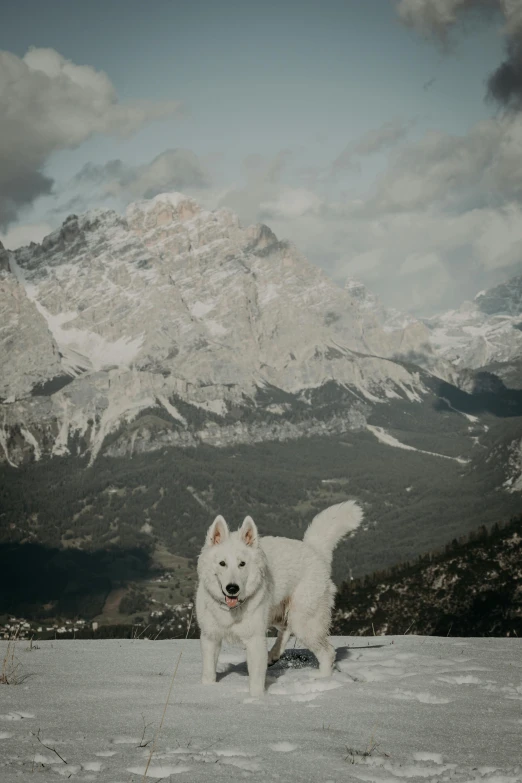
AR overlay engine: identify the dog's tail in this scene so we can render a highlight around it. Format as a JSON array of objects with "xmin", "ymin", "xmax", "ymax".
[{"xmin": 303, "ymin": 500, "xmax": 363, "ymax": 565}]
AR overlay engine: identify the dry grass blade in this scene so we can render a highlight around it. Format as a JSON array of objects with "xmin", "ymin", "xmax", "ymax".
[
  {"xmin": 1, "ymin": 629, "xmax": 24, "ymax": 685},
  {"xmin": 141, "ymin": 608, "xmax": 194, "ymax": 782}
]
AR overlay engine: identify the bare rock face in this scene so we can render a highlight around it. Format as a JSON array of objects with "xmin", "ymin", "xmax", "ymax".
[
  {"xmin": 0, "ymin": 241, "xmax": 9, "ymax": 272},
  {"xmin": 0, "ymin": 265, "xmax": 62, "ymax": 402},
  {"xmin": 0, "ymin": 192, "xmax": 443, "ymax": 465}
]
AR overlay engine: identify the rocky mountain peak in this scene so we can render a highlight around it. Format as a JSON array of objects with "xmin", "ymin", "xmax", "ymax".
[
  {"xmin": 126, "ymin": 191, "xmax": 201, "ymax": 228},
  {"xmin": 0, "ymin": 241, "xmax": 9, "ymax": 272},
  {"xmin": 245, "ymin": 223, "xmax": 279, "ymax": 252},
  {"xmin": 0, "ymin": 191, "xmax": 446, "ymax": 465}
]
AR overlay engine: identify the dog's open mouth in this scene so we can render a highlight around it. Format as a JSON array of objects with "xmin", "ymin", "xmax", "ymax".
[{"xmin": 223, "ymin": 592, "xmax": 239, "ymax": 608}]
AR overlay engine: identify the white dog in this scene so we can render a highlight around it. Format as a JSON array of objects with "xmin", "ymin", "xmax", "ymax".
[{"xmin": 195, "ymin": 501, "xmax": 363, "ymax": 697}]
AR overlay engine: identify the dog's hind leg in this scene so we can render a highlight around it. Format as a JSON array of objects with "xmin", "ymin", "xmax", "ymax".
[
  {"xmin": 268, "ymin": 625, "xmax": 292, "ymax": 666},
  {"xmin": 201, "ymin": 634, "xmax": 222, "ymax": 685},
  {"xmin": 289, "ymin": 593, "xmax": 336, "ymax": 677},
  {"xmin": 308, "ymin": 637, "xmax": 336, "ymax": 677},
  {"xmin": 292, "ymin": 621, "xmax": 335, "ymax": 677}
]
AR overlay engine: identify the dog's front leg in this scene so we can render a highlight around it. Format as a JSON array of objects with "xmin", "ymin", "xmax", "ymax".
[
  {"xmin": 245, "ymin": 636, "xmax": 267, "ymax": 698},
  {"xmin": 200, "ymin": 634, "xmax": 221, "ymax": 685}
]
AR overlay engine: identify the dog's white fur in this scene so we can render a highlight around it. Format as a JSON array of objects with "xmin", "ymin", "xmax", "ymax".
[{"xmin": 195, "ymin": 501, "xmax": 363, "ymax": 697}]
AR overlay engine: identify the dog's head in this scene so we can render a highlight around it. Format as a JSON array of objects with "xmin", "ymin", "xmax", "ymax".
[{"xmin": 197, "ymin": 514, "xmax": 265, "ymax": 609}]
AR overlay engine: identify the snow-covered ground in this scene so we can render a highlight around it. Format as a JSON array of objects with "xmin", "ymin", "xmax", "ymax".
[{"xmin": 1, "ymin": 637, "xmax": 521, "ymax": 782}]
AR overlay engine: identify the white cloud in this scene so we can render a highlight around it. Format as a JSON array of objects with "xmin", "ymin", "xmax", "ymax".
[
  {"xmin": 331, "ymin": 121, "xmax": 412, "ymax": 175},
  {"xmin": 336, "ymin": 249, "xmax": 383, "ymax": 280},
  {"xmin": 183, "ymin": 114, "xmax": 522, "ymax": 312},
  {"xmin": 74, "ymin": 149, "xmax": 210, "ymax": 202},
  {"xmin": 214, "ymin": 151, "xmax": 293, "ymax": 226},
  {"xmin": 0, "ymin": 221, "xmax": 52, "ymax": 250},
  {"xmin": 470, "ymin": 202, "xmax": 522, "ymax": 268},
  {"xmin": 361, "ymin": 114, "xmax": 522, "ymax": 213},
  {"xmin": 399, "ymin": 252, "xmax": 441, "ymax": 276},
  {"xmin": 15, "ymin": 111, "xmax": 522, "ymax": 315},
  {"xmin": 260, "ymin": 188, "xmax": 322, "ymax": 220},
  {"xmin": 0, "ymin": 47, "xmax": 179, "ymax": 227}
]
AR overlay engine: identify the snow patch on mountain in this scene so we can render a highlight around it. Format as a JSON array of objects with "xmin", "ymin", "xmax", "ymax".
[
  {"xmin": 439, "ymin": 397, "xmax": 479, "ymax": 423},
  {"xmin": 366, "ymin": 425, "xmax": 468, "ymax": 464},
  {"xmin": 190, "ymin": 300, "xmax": 216, "ymax": 319},
  {"xmin": 19, "ymin": 427, "xmax": 41, "ymax": 461},
  {"xmin": 9, "ymin": 234, "xmax": 146, "ymax": 371},
  {"xmin": 157, "ymin": 395, "xmax": 187, "ymax": 425},
  {"xmin": 0, "ymin": 423, "xmax": 18, "ymax": 468}
]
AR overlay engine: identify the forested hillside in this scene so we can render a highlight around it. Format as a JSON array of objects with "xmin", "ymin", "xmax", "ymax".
[{"xmin": 333, "ymin": 513, "xmax": 522, "ymax": 637}]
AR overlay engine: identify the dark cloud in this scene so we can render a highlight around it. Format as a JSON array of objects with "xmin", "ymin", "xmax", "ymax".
[
  {"xmin": 0, "ymin": 46, "xmax": 179, "ymax": 228},
  {"xmin": 0, "ymin": 168, "xmax": 53, "ymax": 228},
  {"xmin": 397, "ymin": 0, "xmax": 498, "ymax": 41},
  {"xmin": 397, "ymin": 0, "xmax": 522, "ymax": 111},
  {"xmin": 487, "ymin": 39, "xmax": 522, "ymax": 111}
]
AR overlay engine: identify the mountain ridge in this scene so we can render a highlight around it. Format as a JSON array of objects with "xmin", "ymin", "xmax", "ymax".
[{"xmin": 0, "ymin": 191, "xmax": 453, "ymax": 466}]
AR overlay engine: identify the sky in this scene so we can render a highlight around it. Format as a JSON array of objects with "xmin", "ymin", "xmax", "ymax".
[{"xmin": 1, "ymin": 0, "xmax": 522, "ymax": 314}]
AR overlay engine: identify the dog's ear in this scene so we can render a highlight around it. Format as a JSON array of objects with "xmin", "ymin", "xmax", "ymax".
[
  {"xmin": 240, "ymin": 516, "xmax": 258, "ymax": 547},
  {"xmin": 206, "ymin": 515, "xmax": 229, "ymax": 546}
]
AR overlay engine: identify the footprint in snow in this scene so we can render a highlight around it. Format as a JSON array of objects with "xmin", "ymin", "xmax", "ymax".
[
  {"xmin": 33, "ymin": 753, "xmax": 68, "ymax": 765},
  {"xmin": 82, "ymin": 761, "xmax": 103, "ymax": 772},
  {"xmin": 127, "ymin": 764, "xmax": 191, "ymax": 778},
  {"xmin": 270, "ymin": 677, "xmax": 343, "ymax": 700},
  {"xmin": 270, "ymin": 742, "xmax": 297, "ymax": 752},
  {"xmin": 0, "ymin": 732, "xmax": 12, "ymax": 739},
  {"xmin": 392, "ymin": 688, "xmax": 452, "ymax": 704},
  {"xmin": 0, "ymin": 711, "xmax": 35, "ymax": 720},
  {"xmin": 412, "ymin": 752, "xmax": 444, "ymax": 764},
  {"xmin": 53, "ymin": 764, "xmax": 81, "ymax": 777},
  {"xmin": 220, "ymin": 757, "xmax": 261, "ymax": 771},
  {"xmin": 438, "ymin": 675, "xmax": 481, "ymax": 685}
]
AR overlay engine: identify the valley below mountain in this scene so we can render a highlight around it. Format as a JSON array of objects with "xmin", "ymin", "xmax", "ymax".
[{"xmin": 1, "ymin": 192, "xmax": 522, "ymax": 628}]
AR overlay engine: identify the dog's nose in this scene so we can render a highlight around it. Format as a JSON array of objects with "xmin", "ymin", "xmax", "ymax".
[{"xmin": 226, "ymin": 583, "xmax": 239, "ymax": 595}]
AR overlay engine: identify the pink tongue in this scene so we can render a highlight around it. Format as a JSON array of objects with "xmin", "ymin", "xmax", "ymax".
[{"xmin": 225, "ymin": 596, "xmax": 238, "ymax": 608}]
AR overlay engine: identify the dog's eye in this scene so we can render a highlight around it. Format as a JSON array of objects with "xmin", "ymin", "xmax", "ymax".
[
  {"xmin": 219, "ymin": 560, "xmax": 226, "ymax": 567},
  {"xmin": 239, "ymin": 561, "xmax": 246, "ymax": 567}
]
